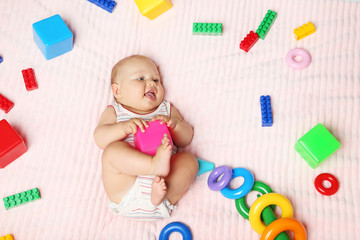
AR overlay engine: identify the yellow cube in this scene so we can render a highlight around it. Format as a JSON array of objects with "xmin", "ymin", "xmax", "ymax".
[{"xmin": 134, "ymin": 0, "xmax": 173, "ymax": 20}]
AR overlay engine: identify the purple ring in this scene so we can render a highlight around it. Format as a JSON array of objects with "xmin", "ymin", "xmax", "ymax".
[{"xmin": 207, "ymin": 165, "xmax": 232, "ymax": 191}]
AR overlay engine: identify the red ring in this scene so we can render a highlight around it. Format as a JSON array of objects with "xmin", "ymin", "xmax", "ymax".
[{"xmin": 314, "ymin": 173, "xmax": 339, "ymax": 196}]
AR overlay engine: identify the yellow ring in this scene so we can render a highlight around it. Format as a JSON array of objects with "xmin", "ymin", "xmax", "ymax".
[
  {"xmin": 249, "ymin": 193, "xmax": 293, "ymax": 234},
  {"xmin": 260, "ymin": 218, "xmax": 307, "ymax": 240}
]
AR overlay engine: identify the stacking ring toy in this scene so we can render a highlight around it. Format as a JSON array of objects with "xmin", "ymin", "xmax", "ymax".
[
  {"xmin": 314, "ymin": 173, "xmax": 339, "ymax": 196},
  {"xmin": 207, "ymin": 165, "xmax": 232, "ymax": 191},
  {"xmin": 260, "ymin": 218, "xmax": 307, "ymax": 240},
  {"xmin": 220, "ymin": 167, "xmax": 254, "ymax": 199},
  {"xmin": 286, "ymin": 48, "xmax": 311, "ymax": 70},
  {"xmin": 235, "ymin": 181, "xmax": 274, "ymax": 220},
  {"xmin": 249, "ymin": 193, "xmax": 293, "ymax": 234},
  {"xmin": 159, "ymin": 222, "xmax": 192, "ymax": 240}
]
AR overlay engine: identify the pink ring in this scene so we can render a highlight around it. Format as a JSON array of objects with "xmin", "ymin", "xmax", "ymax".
[{"xmin": 286, "ymin": 48, "xmax": 311, "ymax": 70}]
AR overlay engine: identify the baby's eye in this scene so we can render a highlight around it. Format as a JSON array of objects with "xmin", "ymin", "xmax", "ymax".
[
  {"xmin": 153, "ymin": 79, "xmax": 159, "ymax": 83},
  {"xmin": 137, "ymin": 77, "xmax": 144, "ymax": 81}
]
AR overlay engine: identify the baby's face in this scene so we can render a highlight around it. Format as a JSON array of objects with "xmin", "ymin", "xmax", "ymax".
[{"xmin": 114, "ymin": 57, "xmax": 165, "ymax": 114}]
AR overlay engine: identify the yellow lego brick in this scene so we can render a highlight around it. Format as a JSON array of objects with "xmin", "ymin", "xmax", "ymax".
[
  {"xmin": 134, "ymin": 0, "xmax": 173, "ymax": 20},
  {"xmin": 0, "ymin": 234, "xmax": 14, "ymax": 240},
  {"xmin": 294, "ymin": 22, "xmax": 316, "ymax": 41}
]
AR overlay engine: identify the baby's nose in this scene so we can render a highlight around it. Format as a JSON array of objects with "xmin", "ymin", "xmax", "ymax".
[{"xmin": 147, "ymin": 80, "xmax": 156, "ymax": 86}]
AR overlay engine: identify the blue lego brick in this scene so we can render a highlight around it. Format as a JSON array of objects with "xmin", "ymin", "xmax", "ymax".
[
  {"xmin": 32, "ymin": 14, "xmax": 73, "ymax": 60},
  {"xmin": 0, "ymin": 57, "xmax": 3, "ymax": 64},
  {"xmin": 260, "ymin": 95, "xmax": 273, "ymax": 127},
  {"xmin": 88, "ymin": 0, "xmax": 116, "ymax": 13}
]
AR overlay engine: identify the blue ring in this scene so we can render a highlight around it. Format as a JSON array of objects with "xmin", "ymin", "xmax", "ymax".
[
  {"xmin": 159, "ymin": 222, "xmax": 193, "ymax": 240},
  {"xmin": 220, "ymin": 167, "xmax": 255, "ymax": 199}
]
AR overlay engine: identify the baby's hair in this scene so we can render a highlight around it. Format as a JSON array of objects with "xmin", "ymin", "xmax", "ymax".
[{"xmin": 111, "ymin": 55, "xmax": 157, "ymax": 84}]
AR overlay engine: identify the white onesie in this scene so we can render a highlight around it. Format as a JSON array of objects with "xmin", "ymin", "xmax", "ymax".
[{"xmin": 107, "ymin": 100, "xmax": 176, "ymax": 221}]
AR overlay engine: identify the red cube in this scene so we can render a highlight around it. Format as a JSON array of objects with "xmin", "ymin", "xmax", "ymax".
[{"xmin": 0, "ymin": 119, "xmax": 27, "ymax": 168}]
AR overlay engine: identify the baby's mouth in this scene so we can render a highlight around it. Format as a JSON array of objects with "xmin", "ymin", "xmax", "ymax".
[{"xmin": 144, "ymin": 90, "xmax": 156, "ymax": 100}]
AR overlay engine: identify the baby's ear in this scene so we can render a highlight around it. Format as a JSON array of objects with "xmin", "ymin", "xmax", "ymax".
[{"xmin": 111, "ymin": 83, "xmax": 121, "ymax": 99}]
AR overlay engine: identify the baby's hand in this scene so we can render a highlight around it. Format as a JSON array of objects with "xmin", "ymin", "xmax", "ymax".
[
  {"xmin": 150, "ymin": 115, "xmax": 177, "ymax": 130},
  {"xmin": 122, "ymin": 118, "xmax": 148, "ymax": 135}
]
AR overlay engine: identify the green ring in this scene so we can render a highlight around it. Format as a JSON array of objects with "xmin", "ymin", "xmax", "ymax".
[{"xmin": 235, "ymin": 181, "xmax": 274, "ymax": 220}]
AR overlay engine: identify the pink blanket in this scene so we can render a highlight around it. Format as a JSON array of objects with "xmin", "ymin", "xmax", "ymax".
[{"xmin": 1, "ymin": 0, "xmax": 359, "ymax": 239}]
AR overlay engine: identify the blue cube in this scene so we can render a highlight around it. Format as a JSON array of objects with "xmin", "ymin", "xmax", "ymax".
[{"xmin": 33, "ymin": 14, "xmax": 73, "ymax": 60}]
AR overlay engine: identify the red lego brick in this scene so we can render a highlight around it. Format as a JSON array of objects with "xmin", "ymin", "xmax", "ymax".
[
  {"xmin": 22, "ymin": 68, "xmax": 38, "ymax": 91},
  {"xmin": 0, "ymin": 119, "xmax": 27, "ymax": 168},
  {"xmin": 240, "ymin": 31, "xmax": 259, "ymax": 52},
  {"xmin": 0, "ymin": 94, "xmax": 14, "ymax": 114}
]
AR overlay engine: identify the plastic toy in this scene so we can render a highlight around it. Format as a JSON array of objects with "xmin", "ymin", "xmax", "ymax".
[
  {"xmin": 0, "ymin": 119, "xmax": 27, "ymax": 169},
  {"xmin": 134, "ymin": 120, "xmax": 173, "ymax": 156},
  {"xmin": 3, "ymin": 188, "xmax": 40, "ymax": 210},
  {"xmin": 294, "ymin": 22, "xmax": 315, "ymax": 41},
  {"xmin": 235, "ymin": 181, "xmax": 274, "ymax": 220},
  {"xmin": 240, "ymin": 31, "xmax": 259, "ymax": 52},
  {"xmin": 260, "ymin": 218, "xmax": 307, "ymax": 240},
  {"xmin": 159, "ymin": 221, "xmax": 192, "ymax": 240},
  {"xmin": 22, "ymin": 68, "xmax": 38, "ymax": 91},
  {"xmin": 260, "ymin": 95, "xmax": 273, "ymax": 127},
  {"xmin": 0, "ymin": 94, "xmax": 14, "ymax": 114},
  {"xmin": 286, "ymin": 48, "xmax": 311, "ymax": 70},
  {"xmin": 256, "ymin": 10, "xmax": 277, "ymax": 40},
  {"xmin": 87, "ymin": 0, "xmax": 116, "ymax": 13},
  {"xmin": 261, "ymin": 205, "xmax": 291, "ymax": 240},
  {"xmin": 0, "ymin": 234, "xmax": 14, "ymax": 240},
  {"xmin": 207, "ymin": 165, "xmax": 232, "ymax": 191},
  {"xmin": 196, "ymin": 158, "xmax": 215, "ymax": 176},
  {"xmin": 220, "ymin": 167, "xmax": 254, "ymax": 199},
  {"xmin": 0, "ymin": 56, "xmax": 3, "ymax": 64},
  {"xmin": 249, "ymin": 193, "xmax": 293, "ymax": 234},
  {"xmin": 134, "ymin": 0, "xmax": 173, "ymax": 20},
  {"xmin": 295, "ymin": 123, "xmax": 341, "ymax": 168},
  {"xmin": 193, "ymin": 23, "xmax": 223, "ymax": 36},
  {"xmin": 33, "ymin": 14, "xmax": 73, "ymax": 60},
  {"xmin": 314, "ymin": 173, "xmax": 339, "ymax": 196}
]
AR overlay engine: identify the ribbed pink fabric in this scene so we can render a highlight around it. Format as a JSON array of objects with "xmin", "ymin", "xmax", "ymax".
[{"xmin": 0, "ymin": 0, "xmax": 359, "ymax": 239}]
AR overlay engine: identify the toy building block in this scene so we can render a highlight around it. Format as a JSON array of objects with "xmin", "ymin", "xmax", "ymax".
[
  {"xmin": 0, "ymin": 94, "xmax": 14, "ymax": 114},
  {"xmin": 193, "ymin": 23, "xmax": 223, "ymax": 36},
  {"xmin": 196, "ymin": 158, "xmax": 215, "ymax": 176},
  {"xmin": 134, "ymin": 120, "xmax": 173, "ymax": 156},
  {"xmin": 33, "ymin": 14, "xmax": 73, "ymax": 60},
  {"xmin": 22, "ymin": 68, "xmax": 38, "ymax": 91},
  {"xmin": 0, "ymin": 234, "xmax": 14, "ymax": 240},
  {"xmin": 134, "ymin": 0, "xmax": 173, "ymax": 20},
  {"xmin": 240, "ymin": 31, "xmax": 259, "ymax": 52},
  {"xmin": 0, "ymin": 56, "xmax": 3, "ymax": 64},
  {"xmin": 295, "ymin": 123, "xmax": 341, "ymax": 169},
  {"xmin": 3, "ymin": 188, "xmax": 40, "ymax": 210},
  {"xmin": 260, "ymin": 95, "xmax": 273, "ymax": 127},
  {"xmin": 294, "ymin": 22, "xmax": 316, "ymax": 41},
  {"xmin": 256, "ymin": 10, "xmax": 277, "ymax": 40},
  {"xmin": 88, "ymin": 0, "xmax": 116, "ymax": 13},
  {"xmin": 0, "ymin": 120, "xmax": 27, "ymax": 169}
]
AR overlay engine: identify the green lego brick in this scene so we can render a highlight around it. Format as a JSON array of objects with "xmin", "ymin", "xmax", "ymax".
[
  {"xmin": 3, "ymin": 188, "xmax": 40, "ymax": 210},
  {"xmin": 295, "ymin": 123, "xmax": 341, "ymax": 169},
  {"xmin": 193, "ymin": 23, "xmax": 222, "ymax": 36},
  {"xmin": 256, "ymin": 10, "xmax": 277, "ymax": 40}
]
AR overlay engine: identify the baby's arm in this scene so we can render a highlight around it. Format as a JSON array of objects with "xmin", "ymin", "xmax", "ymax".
[
  {"xmin": 169, "ymin": 106, "xmax": 194, "ymax": 147},
  {"xmin": 94, "ymin": 106, "xmax": 147, "ymax": 149}
]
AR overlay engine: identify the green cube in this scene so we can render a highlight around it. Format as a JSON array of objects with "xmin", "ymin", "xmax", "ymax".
[{"xmin": 295, "ymin": 123, "xmax": 341, "ymax": 168}]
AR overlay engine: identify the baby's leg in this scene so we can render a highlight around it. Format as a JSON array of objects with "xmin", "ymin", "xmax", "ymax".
[
  {"xmin": 165, "ymin": 152, "xmax": 199, "ymax": 205},
  {"xmin": 101, "ymin": 135, "xmax": 172, "ymax": 177}
]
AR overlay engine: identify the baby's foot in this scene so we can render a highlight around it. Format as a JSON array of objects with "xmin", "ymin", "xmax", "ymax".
[
  {"xmin": 151, "ymin": 176, "xmax": 167, "ymax": 206},
  {"xmin": 152, "ymin": 134, "xmax": 172, "ymax": 177}
]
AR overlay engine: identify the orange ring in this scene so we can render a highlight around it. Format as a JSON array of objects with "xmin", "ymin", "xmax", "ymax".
[{"xmin": 260, "ymin": 218, "xmax": 307, "ymax": 240}]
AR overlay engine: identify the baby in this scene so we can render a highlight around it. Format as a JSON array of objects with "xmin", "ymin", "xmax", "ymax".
[{"xmin": 94, "ymin": 55, "xmax": 199, "ymax": 221}]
